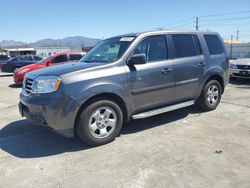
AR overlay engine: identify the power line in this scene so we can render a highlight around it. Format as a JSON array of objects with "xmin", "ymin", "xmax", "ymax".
[
  {"xmin": 164, "ymin": 17, "xmax": 194, "ymax": 28},
  {"xmin": 199, "ymin": 10, "xmax": 250, "ymax": 18},
  {"xmin": 200, "ymin": 16, "xmax": 250, "ymax": 22}
]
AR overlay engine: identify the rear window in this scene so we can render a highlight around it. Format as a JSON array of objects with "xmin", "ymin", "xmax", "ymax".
[
  {"xmin": 204, "ymin": 35, "xmax": 223, "ymax": 55},
  {"xmin": 70, "ymin": 54, "xmax": 82, "ymax": 61},
  {"xmin": 172, "ymin": 35, "xmax": 196, "ymax": 58}
]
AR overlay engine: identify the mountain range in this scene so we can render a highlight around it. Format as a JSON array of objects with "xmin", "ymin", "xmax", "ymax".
[{"xmin": 0, "ymin": 36, "xmax": 100, "ymax": 49}]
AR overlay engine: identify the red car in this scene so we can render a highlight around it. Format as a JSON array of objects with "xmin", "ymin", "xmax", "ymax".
[{"xmin": 13, "ymin": 51, "xmax": 84, "ymax": 84}]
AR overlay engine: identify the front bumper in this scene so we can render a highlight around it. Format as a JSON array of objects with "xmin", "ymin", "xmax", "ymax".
[
  {"xmin": 19, "ymin": 91, "xmax": 80, "ymax": 138},
  {"xmin": 230, "ymin": 69, "xmax": 250, "ymax": 78}
]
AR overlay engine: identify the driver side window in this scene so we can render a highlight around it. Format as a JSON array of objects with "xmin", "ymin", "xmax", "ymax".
[{"xmin": 133, "ymin": 36, "xmax": 168, "ymax": 62}]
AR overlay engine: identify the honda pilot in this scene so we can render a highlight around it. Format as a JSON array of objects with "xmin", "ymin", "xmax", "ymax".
[{"xmin": 19, "ymin": 31, "xmax": 229, "ymax": 146}]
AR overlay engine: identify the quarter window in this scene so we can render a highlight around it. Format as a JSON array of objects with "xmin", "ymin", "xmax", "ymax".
[
  {"xmin": 204, "ymin": 35, "xmax": 223, "ymax": 55},
  {"xmin": 172, "ymin": 35, "xmax": 196, "ymax": 58},
  {"xmin": 133, "ymin": 36, "xmax": 167, "ymax": 62}
]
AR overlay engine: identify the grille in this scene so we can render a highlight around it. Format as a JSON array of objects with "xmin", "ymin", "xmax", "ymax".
[
  {"xmin": 237, "ymin": 65, "xmax": 250, "ymax": 70},
  {"xmin": 25, "ymin": 78, "xmax": 34, "ymax": 94}
]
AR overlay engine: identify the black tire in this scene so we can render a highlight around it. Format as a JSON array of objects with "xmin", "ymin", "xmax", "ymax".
[
  {"xmin": 196, "ymin": 80, "xmax": 222, "ymax": 111},
  {"xmin": 76, "ymin": 99, "xmax": 123, "ymax": 146}
]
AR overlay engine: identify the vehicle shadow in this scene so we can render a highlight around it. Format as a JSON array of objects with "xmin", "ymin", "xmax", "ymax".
[
  {"xmin": 8, "ymin": 84, "xmax": 22, "ymax": 88},
  {"xmin": 0, "ymin": 120, "xmax": 90, "ymax": 158},
  {"xmin": 1, "ymin": 106, "xmax": 201, "ymax": 158},
  {"xmin": 0, "ymin": 73, "xmax": 13, "ymax": 77},
  {"xmin": 229, "ymin": 78, "xmax": 250, "ymax": 89}
]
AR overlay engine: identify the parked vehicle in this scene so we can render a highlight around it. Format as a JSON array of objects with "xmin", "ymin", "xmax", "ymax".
[
  {"xmin": 230, "ymin": 58, "xmax": 250, "ymax": 79},
  {"xmin": 13, "ymin": 51, "xmax": 84, "ymax": 84},
  {"xmin": 19, "ymin": 31, "xmax": 229, "ymax": 146},
  {"xmin": 1, "ymin": 55, "xmax": 43, "ymax": 73},
  {"xmin": 0, "ymin": 55, "xmax": 10, "ymax": 64},
  {"xmin": 0, "ymin": 55, "xmax": 11, "ymax": 69}
]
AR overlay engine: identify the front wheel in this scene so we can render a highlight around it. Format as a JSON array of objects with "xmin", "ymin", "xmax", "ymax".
[
  {"xmin": 76, "ymin": 99, "xmax": 123, "ymax": 146},
  {"xmin": 196, "ymin": 80, "xmax": 222, "ymax": 111}
]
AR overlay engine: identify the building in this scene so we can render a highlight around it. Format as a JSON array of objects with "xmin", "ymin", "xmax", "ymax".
[
  {"xmin": 5, "ymin": 48, "xmax": 36, "ymax": 57},
  {"xmin": 4, "ymin": 46, "xmax": 72, "ymax": 57},
  {"xmin": 35, "ymin": 47, "xmax": 71, "ymax": 57}
]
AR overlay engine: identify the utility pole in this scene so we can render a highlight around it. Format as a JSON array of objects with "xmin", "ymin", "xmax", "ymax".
[
  {"xmin": 236, "ymin": 30, "xmax": 239, "ymax": 41},
  {"xmin": 230, "ymin": 35, "xmax": 233, "ymax": 59},
  {"xmin": 195, "ymin": 17, "xmax": 199, "ymax": 31}
]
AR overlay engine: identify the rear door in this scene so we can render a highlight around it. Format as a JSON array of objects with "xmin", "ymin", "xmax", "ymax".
[
  {"xmin": 170, "ymin": 34, "xmax": 205, "ymax": 102},
  {"xmin": 127, "ymin": 35, "xmax": 174, "ymax": 113},
  {"xmin": 18, "ymin": 56, "xmax": 34, "ymax": 66}
]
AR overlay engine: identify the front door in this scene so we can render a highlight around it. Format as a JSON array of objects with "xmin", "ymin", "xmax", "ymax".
[{"xmin": 126, "ymin": 35, "xmax": 174, "ymax": 113}]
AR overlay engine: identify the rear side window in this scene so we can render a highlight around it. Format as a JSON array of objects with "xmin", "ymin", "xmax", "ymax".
[
  {"xmin": 172, "ymin": 35, "xmax": 196, "ymax": 58},
  {"xmin": 53, "ymin": 54, "xmax": 68, "ymax": 63},
  {"xmin": 204, "ymin": 35, "xmax": 223, "ymax": 55},
  {"xmin": 133, "ymin": 36, "xmax": 167, "ymax": 62},
  {"xmin": 18, "ymin": 56, "xmax": 33, "ymax": 61},
  {"xmin": 70, "ymin": 54, "xmax": 82, "ymax": 61}
]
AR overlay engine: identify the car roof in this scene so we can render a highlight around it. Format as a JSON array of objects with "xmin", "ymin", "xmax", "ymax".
[{"xmin": 111, "ymin": 30, "xmax": 219, "ymax": 38}]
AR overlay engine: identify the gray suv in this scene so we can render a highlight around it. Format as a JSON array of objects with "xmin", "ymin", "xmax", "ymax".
[{"xmin": 19, "ymin": 31, "xmax": 229, "ymax": 146}]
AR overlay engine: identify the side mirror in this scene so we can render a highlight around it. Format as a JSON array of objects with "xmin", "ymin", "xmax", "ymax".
[{"xmin": 128, "ymin": 54, "xmax": 146, "ymax": 65}]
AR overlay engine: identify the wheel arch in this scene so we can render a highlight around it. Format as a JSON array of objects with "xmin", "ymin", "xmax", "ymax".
[
  {"xmin": 204, "ymin": 74, "xmax": 224, "ymax": 93},
  {"xmin": 74, "ymin": 92, "xmax": 129, "ymax": 136}
]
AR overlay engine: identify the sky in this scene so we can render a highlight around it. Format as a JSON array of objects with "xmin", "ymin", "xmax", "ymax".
[{"xmin": 0, "ymin": 0, "xmax": 250, "ymax": 42}]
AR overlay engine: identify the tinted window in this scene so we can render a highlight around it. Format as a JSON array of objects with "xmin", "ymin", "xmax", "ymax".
[
  {"xmin": 34, "ymin": 56, "xmax": 43, "ymax": 61},
  {"xmin": 53, "ymin": 54, "xmax": 68, "ymax": 63},
  {"xmin": 133, "ymin": 36, "xmax": 167, "ymax": 62},
  {"xmin": 18, "ymin": 56, "xmax": 33, "ymax": 61},
  {"xmin": 172, "ymin": 35, "xmax": 196, "ymax": 58},
  {"xmin": 70, "ymin": 54, "xmax": 83, "ymax": 61},
  {"xmin": 204, "ymin": 35, "xmax": 223, "ymax": 55},
  {"xmin": 193, "ymin": 35, "xmax": 202, "ymax": 55}
]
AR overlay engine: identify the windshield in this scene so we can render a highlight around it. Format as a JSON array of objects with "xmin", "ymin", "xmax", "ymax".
[
  {"xmin": 36, "ymin": 56, "xmax": 50, "ymax": 64},
  {"xmin": 80, "ymin": 37, "xmax": 135, "ymax": 63}
]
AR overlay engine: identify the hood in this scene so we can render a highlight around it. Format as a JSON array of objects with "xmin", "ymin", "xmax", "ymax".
[
  {"xmin": 232, "ymin": 58, "xmax": 250, "ymax": 65},
  {"xmin": 28, "ymin": 62, "xmax": 105, "ymax": 78}
]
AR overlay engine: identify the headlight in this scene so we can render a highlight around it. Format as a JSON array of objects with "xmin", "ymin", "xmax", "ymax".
[
  {"xmin": 32, "ymin": 76, "xmax": 61, "ymax": 94},
  {"xmin": 17, "ymin": 68, "xmax": 29, "ymax": 75},
  {"xmin": 230, "ymin": 64, "xmax": 237, "ymax": 69}
]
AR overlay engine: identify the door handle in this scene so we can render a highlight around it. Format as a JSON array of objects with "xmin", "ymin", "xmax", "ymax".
[
  {"xmin": 197, "ymin": 62, "xmax": 206, "ymax": 67},
  {"xmin": 161, "ymin": 68, "xmax": 173, "ymax": 74}
]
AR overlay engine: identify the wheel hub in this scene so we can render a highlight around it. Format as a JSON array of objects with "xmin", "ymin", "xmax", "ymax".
[{"xmin": 88, "ymin": 107, "xmax": 117, "ymax": 138}]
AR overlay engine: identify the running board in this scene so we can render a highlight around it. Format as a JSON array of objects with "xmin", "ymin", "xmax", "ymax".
[{"xmin": 132, "ymin": 100, "xmax": 195, "ymax": 119}]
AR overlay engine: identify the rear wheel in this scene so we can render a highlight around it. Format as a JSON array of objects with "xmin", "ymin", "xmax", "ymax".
[
  {"xmin": 197, "ymin": 80, "xmax": 222, "ymax": 111},
  {"xmin": 76, "ymin": 99, "xmax": 123, "ymax": 146}
]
